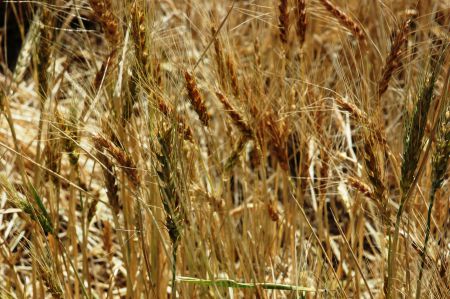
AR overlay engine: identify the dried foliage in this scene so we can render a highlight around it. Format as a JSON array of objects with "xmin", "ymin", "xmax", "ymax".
[{"xmin": 0, "ymin": 1, "xmax": 449, "ymax": 298}]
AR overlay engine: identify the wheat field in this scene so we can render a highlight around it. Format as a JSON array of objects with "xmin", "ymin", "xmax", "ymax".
[{"xmin": 0, "ymin": 0, "xmax": 449, "ymax": 298}]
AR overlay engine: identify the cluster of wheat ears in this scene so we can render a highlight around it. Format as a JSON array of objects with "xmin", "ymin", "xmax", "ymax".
[{"xmin": 0, "ymin": 0, "xmax": 448, "ymax": 298}]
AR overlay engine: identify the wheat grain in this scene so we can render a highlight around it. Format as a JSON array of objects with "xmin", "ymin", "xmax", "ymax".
[
  {"xmin": 319, "ymin": 0, "xmax": 365, "ymax": 45},
  {"xmin": 93, "ymin": 135, "xmax": 140, "ymax": 188},
  {"xmin": 216, "ymin": 91, "xmax": 252, "ymax": 138},
  {"xmin": 295, "ymin": 0, "xmax": 307, "ymax": 46},
  {"xmin": 278, "ymin": 0, "xmax": 289, "ymax": 44},
  {"xmin": 378, "ymin": 18, "xmax": 412, "ymax": 98},
  {"xmin": 88, "ymin": 0, "xmax": 120, "ymax": 46},
  {"xmin": 184, "ymin": 71, "xmax": 210, "ymax": 127}
]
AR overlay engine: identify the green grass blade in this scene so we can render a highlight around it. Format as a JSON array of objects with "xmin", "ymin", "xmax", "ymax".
[{"xmin": 176, "ymin": 276, "xmax": 325, "ymax": 293}]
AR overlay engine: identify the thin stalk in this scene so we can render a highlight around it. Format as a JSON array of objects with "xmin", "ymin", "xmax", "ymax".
[
  {"xmin": 295, "ymin": 200, "xmax": 348, "ymax": 298},
  {"xmin": 330, "ymin": 210, "xmax": 375, "ymax": 299},
  {"xmin": 415, "ymin": 189, "xmax": 436, "ymax": 298},
  {"xmin": 171, "ymin": 242, "xmax": 179, "ymax": 299}
]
